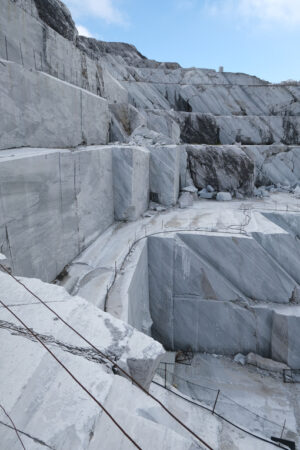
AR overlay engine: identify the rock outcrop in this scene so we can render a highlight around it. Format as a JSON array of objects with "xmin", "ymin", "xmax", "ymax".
[
  {"xmin": 34, "ymin": 0, "xmax": 78, "ymax": 41},
  {"xmin": 187, "ymin": 145, "xmax": 255, "ymax": 195}
]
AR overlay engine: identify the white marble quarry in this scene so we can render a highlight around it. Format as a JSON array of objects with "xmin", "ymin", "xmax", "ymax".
[
  {"xmin": 0, "ymin": 147, "xmax": 114, "ymax": 282},
  {"xmin": 112, "ymin": 145, "xmax": 150, "ymax": 221},
  {"xmin": 147, "ymin": 145, "xmax": 181, "ymax": 206},
  {"xmin": 0, "ymin": 60, "xmax": 109, "ymax": 150},
  {"xmin": 2, "ymin": 0, "xmax": 300, "ymax": 446}
]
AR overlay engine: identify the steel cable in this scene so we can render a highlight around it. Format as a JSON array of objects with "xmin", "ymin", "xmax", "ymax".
[
  {"xmin": 0, "ymin": 264, "xmax": 213, "ymax": 450},
  {"xmin": 0, "ymin": 404, "xmax": 26, "ymax": 450},
  {"xmin": 152, "ymin": 381, "xmax": 289, "ymax": 449},
  {"xmin": 0, "ymin": 299, "xmax": 142, "ymax": 450}
]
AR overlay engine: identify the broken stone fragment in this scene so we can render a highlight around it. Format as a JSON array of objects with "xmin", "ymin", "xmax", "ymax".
[
  {"xmin": 149, "ymin": 201, "xmax": 166, "ymax": 212},
  {"xmin": 216, "ymin": 192, "xmax": 232, "ymax": 201},
  {"xmin": 0, "ymin": 253, "xmax": 11, "ymax": 272},
  {"xmin": 143, "ymin": 211, "xmax": 155, "ymax": 218},
  {"xmin": 246, "ymin": 352, "xmax": 290, "ymax": 372},
  {"xmin": 254, "ymin": 187, "xmax": 270, "ymax": 198},
  {"xmin": 206, "ymin": 185, "xmax": 215, "ymax": 192},
  {"xmin": 181, "ymin": 185, "xmax": 198, "ymax": 193},
  {"xmin": 294, "ymin": 185, "xmax": 300, "ymax": 195},
  {"xmin": 235, "ymin": 191, "xmax": 244, "ymax": 199},
  {"xmin": 234, "ymin": 353, "xmax": 246, "ymax": 366},
  {"xmin": 178, "ymin": 192, "xmax": 193, "ymax": 208},
  {"xmin": 199, "ymin": 189, "xmax": 215, "ymax": 199},
  {"xmin": 290, "ymin": 286, "xmax": 300, "ymax": 304}
]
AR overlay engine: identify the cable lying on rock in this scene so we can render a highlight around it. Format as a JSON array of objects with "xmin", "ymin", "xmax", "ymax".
[
  {"xmin": 0, "ymin": 264, "xmax": 213, "ymax": 450},
  {"xmin": 0, "ymin": 299, "xmax": 142, "ymax": 450}
]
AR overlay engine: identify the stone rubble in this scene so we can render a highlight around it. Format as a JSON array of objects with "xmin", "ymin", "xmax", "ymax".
[
  {"xmin": 178, "ymin": 192, "xmax": 194, "ymax": 209},
  {"xmin": 216, "ymin": 192, "xmax": 232, "ymax": 201}
]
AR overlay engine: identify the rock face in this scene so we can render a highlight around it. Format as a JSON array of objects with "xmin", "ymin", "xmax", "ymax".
[
  {"xmin": 187, "ymin": 145, "xmax": 255, "ymax": 195},
  {"xmin": 148, "ymin": 221, "xmax": 300, "ymax": 362},
  {"xmin": 243, "ymin": 144, "xmax": 300, "ymax": 187},
  {"xmin": 112, "ymin": 145, "xmax": 150, "ymax": 221},
  {"xmin": 33, "ymin": 0, "xmax": 78, "ymax": 41},
  {"xmin": 147, "ymin": 145, "xmax": 181, "ymax": 206},
  {"xmin": 0, "ymin": 60, "xmax": 109, "ymax": 150},
  {"xmin": 0, "ymin": 147, "xmax": 114, "ymax": 282}
]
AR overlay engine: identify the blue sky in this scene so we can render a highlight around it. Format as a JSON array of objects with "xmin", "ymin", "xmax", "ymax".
[{"xmin": 64, "ymin": 0, "xmax": 300, "ymax": 83}]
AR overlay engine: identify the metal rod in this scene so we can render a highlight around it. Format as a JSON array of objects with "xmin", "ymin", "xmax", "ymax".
[
  {"xmin": 5, "ymin": 36, "xmax": 8, "ymax": 60},
  {"xmin": 164, "ymin": 363, "xmax": 167, "ymax": 388},
  {"xmin": 212, "ymin": 389, "xmax": 220, "ymax": 415},
  {"xmin": 19, "ymin": 42, "xmax": 24, "ymax": 66},
  {"xmin": 33, "ymin": 49, "xmax": 36, "ymax": 70},
  {"xmin": 280, "ymin": 419, "xmax": 286, "ymax": 439}
]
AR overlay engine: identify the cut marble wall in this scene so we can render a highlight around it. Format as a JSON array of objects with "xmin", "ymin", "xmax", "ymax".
[
  {"xmin": 0, "ymin": 147, "xmax": 114, "ymax": 282},
  {"xmin": 147, "ymin": 145, "xmax": 181, "ymax": 206},
  {"xmin": 178, "ymin": 233, "xmax": 297, "ymax": 303},
  {"xmin": 147, "ymin": 231, "xmax": 300, "ymax": 366},
  {"xmin": 0, "ymin": 0, "xmax": 126, "ymax": 103},
  {"xmin": 272, "ymin": 309, "xmax": 300, "ymax": 369},
  {"xmin": 112, "ymin": 145, "xmax": 150, "ymax": 221},
  {"xmin": 173, "ymin": 298, "xmax": 257, "ymax": 355},
  {"xmin": 148, "ymin": 235, "xmax": 175, "ymax": 349},
  {"xmin": 0, "ymin": 60, "xmax": 109, "ymax": 150},
  {"xmin": 127, "ymin": 241, "xmax": 152, "ymax": 335}
]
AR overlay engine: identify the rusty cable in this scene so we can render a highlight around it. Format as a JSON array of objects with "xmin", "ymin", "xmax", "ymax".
[
  {"xmin": 0, "ymin": 403, "xmax": 26, "ymax": 450},
  {"xmin": 0, "ymin": 299, "xmax": 141, "ymax": 450},
  {"xmin": 0, "ymin": 263, "xmax": 213, "ymax": 450}
]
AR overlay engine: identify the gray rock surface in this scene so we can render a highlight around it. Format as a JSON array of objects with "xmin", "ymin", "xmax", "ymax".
[
  {"xmin": 3, "ymin": 0, "xmax": 300, "ymax": 158},
  {"xmin": 272, "ymin": 309, "xmax": 300, "ymax": 369},
  {"xmin": 112, "ymin": 145, "xmax": 150, "ymax": 221},
  {"xmin": 33, "ymin": 0, "xmax": 77, "ymax": 41},
  {"xmin": 0, "ymin": 147, "xmax": 114, "ymax": 282},
  {"xmin": 234, "ymin": 353, "xmax": 246, "ymax": 365},
  {"xmin": 246, "ymin": 352, "xmax": 290, "ymax": 371},
  {"xmin": 199, "ymin": 189, "xmax": 215, "ymax": 199},
  {"xmin": 216, "ymin": 192, "xmax": 232, "ymax": 201},
  {"xmin": 187, "ymin": 145, "xmax": 255, "ymax": 195},
  {"xmin": 147, "ymin": 145, "xmax": 180, "ymax": 206},
  {"xmin": 148, "ymin": 229, "xmax": 300, "ymax": 364},
  {"xmin": 0, "ymin": 60, "xmax": 109, "ymax": 150},
  {"xmin": 243, "ymin": 145, "xmax": 300, "ymax": 187},
  {"xmin": 178, "ymin": 192, "xmax": 193, "ymax": 208}
]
